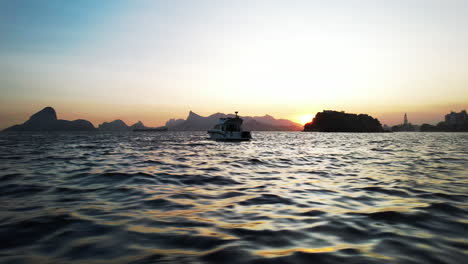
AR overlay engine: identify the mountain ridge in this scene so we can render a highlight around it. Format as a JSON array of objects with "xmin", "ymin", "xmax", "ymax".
[
  {"xmin": 3, "ymin": 107, "xmax": 302, "ymax": 132},
  {"xmin": 166, "ymin": 111, "xmax": 302, "ymax": 131}
]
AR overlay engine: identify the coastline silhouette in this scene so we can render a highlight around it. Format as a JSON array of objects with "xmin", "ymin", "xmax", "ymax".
[
  {"xmin": 420, "ymin": 110, "xmax": 468, "ymax": 132},
  {"xmin": 2, "ymin": 106, "xmax": 467, "ymax": 132},
  {"xmin": 2, "ymin": 107, "xmax": 302, "ymax": 132}
]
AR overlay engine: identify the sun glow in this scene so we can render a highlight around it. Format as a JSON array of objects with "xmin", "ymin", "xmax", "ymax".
[{"xmin": 297, "ymin": 114, "xmax": 315, "ymax": 125}]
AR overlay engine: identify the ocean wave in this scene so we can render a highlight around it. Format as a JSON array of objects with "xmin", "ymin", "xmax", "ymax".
[{"xmin": 0, "ymin": 131, "xmax": 467, "ymax": 264}]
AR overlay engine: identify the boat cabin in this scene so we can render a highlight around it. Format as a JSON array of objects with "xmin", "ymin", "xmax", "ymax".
[
  {"xmin": 207, "ymin": 111, "xmax": 251, "ymax": 141},
  {"xmin": 213, "ymin": 117, "xmax": 243, "ymax": 132}
]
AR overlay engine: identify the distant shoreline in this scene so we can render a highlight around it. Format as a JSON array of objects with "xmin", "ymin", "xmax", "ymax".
[{"xmin": 3, "ymin": 107, "xmax": 467, "ymax": 133}]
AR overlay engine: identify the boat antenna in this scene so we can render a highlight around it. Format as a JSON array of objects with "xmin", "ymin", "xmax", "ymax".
[{"xmin": 235, "ymin": 111, "xmax": 238, "ymax": 118}]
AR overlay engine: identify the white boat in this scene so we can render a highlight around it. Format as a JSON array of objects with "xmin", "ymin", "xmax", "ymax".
[{"xmin": 208, "ymin": 112, "xmax": 252, "ymax": 141}]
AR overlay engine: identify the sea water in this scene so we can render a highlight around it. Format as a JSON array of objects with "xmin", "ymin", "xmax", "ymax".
[{"xmin": 0, "ymin": 131, "xmax": 467, "ymax": 263}]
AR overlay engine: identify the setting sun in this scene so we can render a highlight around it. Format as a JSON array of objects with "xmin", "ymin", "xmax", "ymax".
[
  {"xmin": 296, "ymin": 114, "xmax": 315, "ymax": 125},
  {"xmin": 2, "ymin": 1, "xmax": 468, "ymax": 264}
]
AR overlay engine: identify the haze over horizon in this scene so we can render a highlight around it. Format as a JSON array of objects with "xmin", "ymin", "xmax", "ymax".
[{"xmin": 1, "ymin": 0, "xmax": 467, "ymax": 129}]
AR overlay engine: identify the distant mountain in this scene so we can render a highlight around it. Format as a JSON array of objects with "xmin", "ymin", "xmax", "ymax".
[
  {"xmin": 168, "ymin": 111, "xmax": 224, "ymax": 131},
  {"xmin": 129, "ymin": 121, "xmax": 146, "ymax": 130},
  {"xmin": 97, "ymin": 120, "xmax": 163, "ymax": 131},
  {"xmin": 98, "ymin": 119, "xmax": 130, "ymax": 131},
  {"xmin": 165, "ymin": 118, "xmax": 185, "ymax": 127},
  {"xmin": 3, "ymin": 107, "xmax": 95, "ymax": 131},
  {"xmin": 166, "ymin": 111, "xmax": 302, "ymax": 131},
  {"xmin": 242, "ymin": 115, "xmax": 302, "ymax": 131},
  {"xmin": 3, "ymin": 108, "xmax": 301, "ymax": 132},
  {"xmin": 304, "ymin": 110, "xmax": 384, "ymax": 132},
  {"xmin": 246, "ymin": 115, "xmax": 294, "ymax": 127},
  {"xmin": 130, "ymin": 121, "xmax": 168, "ymax": 131}
]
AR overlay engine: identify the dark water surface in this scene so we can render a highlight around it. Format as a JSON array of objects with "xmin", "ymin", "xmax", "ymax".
[{"xmin": 0, "ymin": 132, "xmax": 467, "ymax": 264}]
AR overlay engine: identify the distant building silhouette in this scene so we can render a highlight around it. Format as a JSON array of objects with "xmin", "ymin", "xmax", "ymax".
[
  {"xmin": 420, "ymin": 109, "xmax": 468, "ymax": 132},
  {"xmin": 445, "ymin": 110, "xmax": 467, "ymax": 126},
  {"xmin": 392, "ymin": 113, "xmax": 417, "ymax": 132}
]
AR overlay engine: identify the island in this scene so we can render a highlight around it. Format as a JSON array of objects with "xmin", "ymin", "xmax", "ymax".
[{"xmin": 304, "ymin": 110, "xmax": 384, "ymax": 132}]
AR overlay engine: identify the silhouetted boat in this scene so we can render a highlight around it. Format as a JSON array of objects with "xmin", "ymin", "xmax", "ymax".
[{"xmin": 208, "ymin": 112, "xmax": 252, "ymax": 141}]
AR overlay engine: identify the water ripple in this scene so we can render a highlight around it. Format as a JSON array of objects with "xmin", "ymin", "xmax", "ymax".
[{"xmin": 0, "ymin": 131, "xmax": 467, "ymax": 263}]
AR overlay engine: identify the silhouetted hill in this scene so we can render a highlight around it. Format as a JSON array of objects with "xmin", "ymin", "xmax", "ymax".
[
  {"xmin": 243, "ymin": 119, "xmax": 281, "ymax": 131},
  {"xmin": 98, "ymin": 120, "xmax": 129, "ymax": 131},
  {"xmin": 28, "ymin": 106, "xmax": 57, "ymax": 124},
  {"xmin": 3, "ymin": 107, "xmax": 95, "ymax": 131},
  {"xmin": 166, "ymin": 111, "xmax": 302, "ymax": 131},
  {"xmin": 130, "ymin": 121, "xmax": 167, "ymax": 131},
  {"xmin": 165, "ymin": 118, "xmax": 185, "ymax": 127},
  {"xmin": 304, "ymin": 110, "xmax": 384, "ymax": 132},
  {"xmin": 130, "ymin": 121, "xmax": 146, "ymax": 130},
  {"xmin": 246, "ymin": 115, "xmax": 295, "ymax": 127},
  {"xmin": 97, "ymin": 120, "xmax": 166, "ymax": 131}
]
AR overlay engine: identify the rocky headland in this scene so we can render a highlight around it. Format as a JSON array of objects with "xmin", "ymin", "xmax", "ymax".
[
  {"xmin": 304, "ymin": 110, "xmax": 384, "ymax": 132},
  {"xmin": 3, "ymin": 107, "xmax": 95, "ymax": 131}
]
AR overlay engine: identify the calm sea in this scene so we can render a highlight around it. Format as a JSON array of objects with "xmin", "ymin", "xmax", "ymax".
[{"xmin": 0, "ymin": 131, "xmax": 467, "ymax": 264}]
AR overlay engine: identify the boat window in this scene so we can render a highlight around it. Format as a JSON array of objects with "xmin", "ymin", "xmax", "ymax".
[{"xmin": 226, "ymin": 124, "xmax": 240, "ymax": 131}]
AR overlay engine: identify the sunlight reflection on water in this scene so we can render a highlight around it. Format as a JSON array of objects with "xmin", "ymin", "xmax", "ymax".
[{"xmin": 0, "ymin": 131, "xmax": 467, "ymax": 263}]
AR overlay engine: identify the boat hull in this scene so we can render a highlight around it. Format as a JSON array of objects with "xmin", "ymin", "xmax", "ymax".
[{"xmin": 208, "ymin": 130, "xmax": 251, "ymax": 141}]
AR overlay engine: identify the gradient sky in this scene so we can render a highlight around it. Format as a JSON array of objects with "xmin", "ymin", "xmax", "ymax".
[{"xmin": 1, "ymin": 0, "xmax": 467, "ymax": 129}]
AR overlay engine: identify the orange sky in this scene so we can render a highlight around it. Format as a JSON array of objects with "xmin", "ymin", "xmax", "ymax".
[
  {"xmin": 1, "ymin": 1, "xmax": 467, "ymax": 129},
  {"xmin": 1, "ymin": 100, "xmax": 466, "ymax": 130}
]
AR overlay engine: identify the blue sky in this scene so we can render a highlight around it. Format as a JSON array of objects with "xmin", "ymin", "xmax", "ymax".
[{"xmin": 1, "ymin": 0, "xmax": 467, "ymax": 128}]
